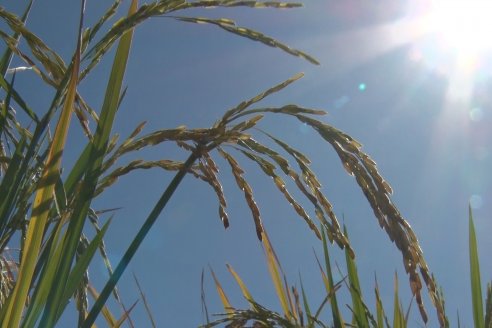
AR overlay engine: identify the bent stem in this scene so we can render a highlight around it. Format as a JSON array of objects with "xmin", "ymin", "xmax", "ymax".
[{"xmin": 82, "ymin": 150, "xmax": 199, "ymax": 327}]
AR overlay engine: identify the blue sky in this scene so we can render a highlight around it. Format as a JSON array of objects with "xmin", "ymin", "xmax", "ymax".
[{"xmin": 4, "ymin": 0, "xmax": 492, "ymax": 326}]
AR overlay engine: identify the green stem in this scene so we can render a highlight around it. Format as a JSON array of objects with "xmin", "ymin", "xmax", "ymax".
[{"xmin": 82, "ymin": 150, "xmax": 199, "ymax": 327}]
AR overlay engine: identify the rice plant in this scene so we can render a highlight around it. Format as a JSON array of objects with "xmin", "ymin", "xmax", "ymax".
[
  {"xmin": 205, "ymin": 210, "xmax": 491, "ymax": 327},
  {"xmin": 0, "ymin": 0, "xmax": 450, "ymax": 326}
]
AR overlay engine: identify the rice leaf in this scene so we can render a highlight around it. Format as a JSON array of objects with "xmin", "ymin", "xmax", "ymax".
[
  {"xmin": 392, "ymin": 273, "xmax": 404, "ymax": 328},
  {"xmin": 469, "ymin": 205, "xmax": 484, "ymax": 328},
  {"xmin": 41, "ymin": 1, "xmax": 137, "ymax": 326},
  {"xmin": 56, "ymin": 220, "xmax": 111, "ymax": 322},
  {"xmin": 299, "ymin": 275, "xmax": 314, "ymax": 328},
  {"xmin": 0, "ymin": 137, "xmax": 26, "ymax": 235},
  {"xmin": 201, "ymin": 269, "xmax": 210, "ymax": 325},
  {"xmin": 112, "ymin": 301, "xmax": 138, "ymax": 328},
  {"xmin": 210, "ymin": 267, "xmax": 234, "ymax": 315},
  {"xmin": 343, "ymin": 226, "xmax": 369, "ymax": 327},
  {"xmin": 261, "ymin": 230, "xmax": 292, "ymax": 320},
  {"xmin": 133, "ymin": 273, "xmax": 157, "ymax": 328},
  {"xmin": 374, "ymin": 276, "xmax": 390, "ymax": 328},
  {"xmin": 1, "ymin": 3, "xmax": 83, "ymax": 323},
  {"xmin": 226, "ymin": 263, "xmax": 254, "ymax": 303},
  {"xmin": 87, "ymin": 284, "xmax": 117, "ymax": 327},
  {"xmin": 485, "ymin": 283, "xmax": 492, "ymax": 328},
  {"xmin": 320, "ymin": 228, "xmax": 344, "ymax": 328},
  {"xmin": 21, "ymin": 221, "xmax": 67, "ymax": 328},
  {"xmin": 87, "ymin": 209, "xmax": 130, "ymax": 321}
]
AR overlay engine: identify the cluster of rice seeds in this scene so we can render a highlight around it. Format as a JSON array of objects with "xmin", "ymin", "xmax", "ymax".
[
  {"xmin": 0, "ymin": 7, "xmax": 73, "ymax": 93},
  {"xmin": 219, "ymin": 73, "xmax": 304, "ymax": 126},
  {"xmin": 0, "ymin": 253, "xmax": 16, "ymax": 308},
  {"xmin": 198, "ymin": 152, "xmax": 229, "ymax": 229},
  {"xmin": 81, "ymin": 0, "xmax": 309, "ymax": 80},
  {"xmin": 238, "ymin": 137, "xmax": 346, "ymax": 249},
  {"xmin": 96, "ymin": 159, "xmax": 188, "ymax": 196},
  {"xmin": 172, "ymin": 17, "xmax": 319, "ymax": 66},
  {"xmin": 293, "ymin": 114, "xmax": 446, "ymax": 325},
  {"xmin": 237, "ymin": 148, "xmax": 321, "ymax": 239},
  {"xmin": 218, "ymin": 148, "xmax": 263, "ymax": 240},
  {"xmin": 180, "ymin": 1, "xmax": 303, "ymax": 10},
  {"xmin": 262, "ymin": 132, "xmax": 351, "ymax": 253}
]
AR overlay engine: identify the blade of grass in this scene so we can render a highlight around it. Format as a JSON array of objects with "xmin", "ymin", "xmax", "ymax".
[
  {"xmin": 484, "ymin": 283, "xmax": 491, "ymax": 328},
  {"xmin": 392, "ymin": 272, "xmax": 404, "ymax": 328},
  {"xmin": 374, "ymin": 275, "xmax": 390, "ymax": 328},
  {"xmin": 321, "ymin": 228, "xmax": 344, "ymax": 328},
  {"xmin": 469, "ymin": 205, "xmax": 484, "ymax": 328},
  {"xmin": 87, "ymin": 284, "xmax": 120, "ymax": 327},
  {"xmin": 1, "ymin": 2, "xmax": 83, "ymax": 324},
  {"xmin": 0, "ymin": 136, "xmax": 26, "ymax": 234},
  {"xmin": 201, "ymin": 269, "xmax": 210, "ymax": 325},
  {"xmin": 344, "ymin": 226, "xmax": 369, "ymax": 327},
  {"xmin": 262, "ymin": 230, "xmax": 293, "ymax": 320},
  {"xmin": 299, "ymin": 274, "xmax": 314, "ymax": 328},
  {"xmin": 210, "ymin": 267, "xmax": 234, "ymax": 315},
  {"xmin": 133, "ymin": 273, "xmax": 157, "ymax": 328},
  {"xmin": 40, "ymin": 1, "xmax": 137, "ymax": 325},
  {"xmin": 112, "ymin": 301, "xmax": 138, "ymax": 328},
  {"xmin": 55, "ymin": 220, "xmax": 111, "ymax": 322},
  {"xmin": 226, "ymin": 263, "xmax": 254, "ymax": 303}
]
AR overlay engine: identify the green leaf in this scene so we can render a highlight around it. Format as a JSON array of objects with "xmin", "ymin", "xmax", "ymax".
[
  {"xmin": 299, "ymin": 275, "xmax": 314, "ymax": 328},
  {"xmin": 344, "ymin": 226, "xmax": 369, "ymax": 327},
  {"xmin": 321, "ymin": 228, "xmax": 344, "ymax": 328},
  {"xmin": 0, "ymin": 136, "xmax": 26, "ymax": 234},
  {"xmin": 469, "ymin": 205, "xmax": 484, "ymax": 328},
  {"xmin": 374, "ymin": 276, "xmax": 390, "ymax": 328},
  {"xmin": 392, "ymin": 273, "xmax": 404, "ymax": 328},
  {"xmin": 42, "ymin": 0, "xmax": 138, "ymax": 326},
  {"xmin": 484, "ymin": 283, "xmax": 491, "ymax": 328},
  {"xmin": 261, "ymin": 231, "xmax": 293, "ymax": 320},
  {"xmin": 56, "ymin": 220, "xmax": 111, "ymax": 321},
  {"xmin": 2, "ymin": 4, "xmax": 83, "ymax": 324}
]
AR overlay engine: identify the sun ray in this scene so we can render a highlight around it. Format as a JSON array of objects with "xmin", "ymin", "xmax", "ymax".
[{"xmin": 306, "ymin": 16, "xmax": 428, "ymax": 76}]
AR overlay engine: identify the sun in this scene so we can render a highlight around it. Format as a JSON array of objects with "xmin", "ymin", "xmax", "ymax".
[{"xmin": 425, "ymin": 0, "xmax": 492, "ymax": 66}]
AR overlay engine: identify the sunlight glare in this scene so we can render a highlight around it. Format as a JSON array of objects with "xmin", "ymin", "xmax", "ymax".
[{"xmin": 427, "ymin": 0, "xmax": 492, "ymax": 61}]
